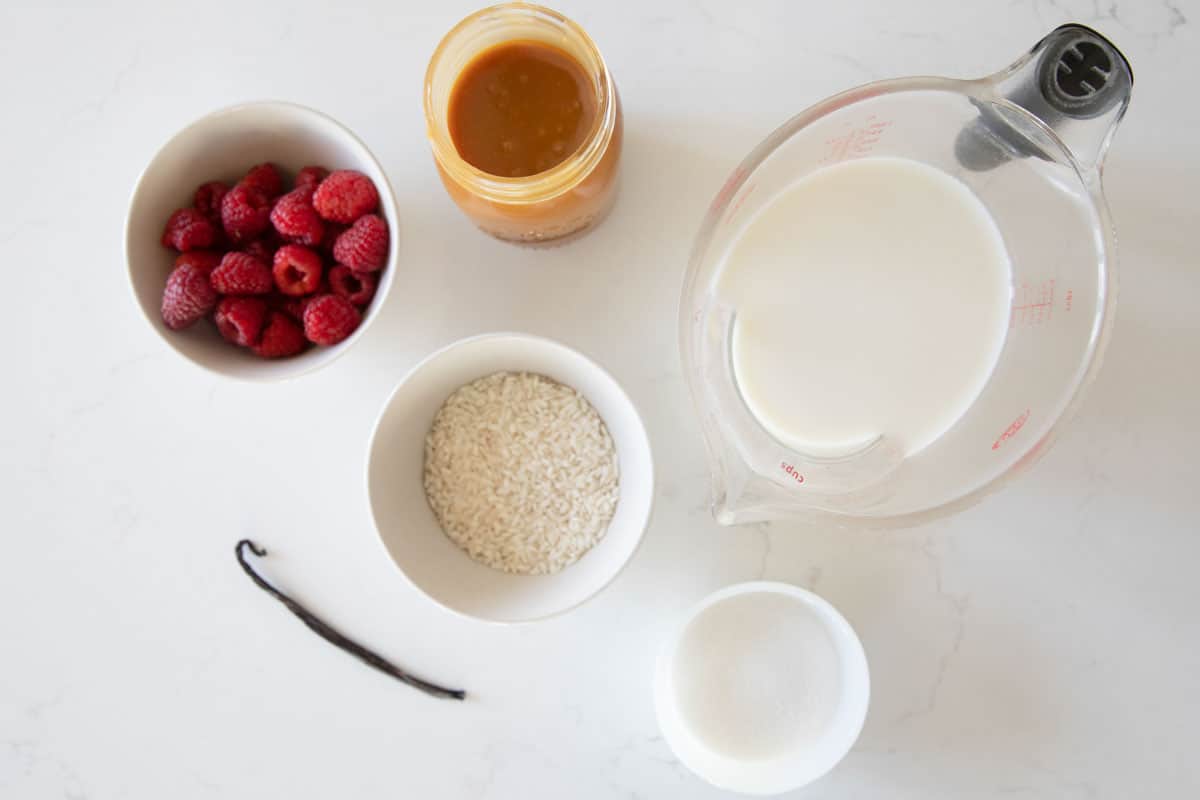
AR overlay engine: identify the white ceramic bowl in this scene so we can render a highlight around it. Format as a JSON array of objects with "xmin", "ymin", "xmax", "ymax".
[
  {"xmin": 367, "ymin": 333, "xmax": 654, "ymax": 623},
  {"xmin": 655, "ymin": 581, "xmax": 870, "ymax": 795},
  {"xmin": 125, "ymin": 101, "xmax": 399, "ymax": 381}
]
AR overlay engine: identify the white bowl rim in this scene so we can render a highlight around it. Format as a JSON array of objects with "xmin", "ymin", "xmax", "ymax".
[
  {"xmin": 123, "ymin": 98, "xmax": 401, "ymax": 383},
  {"xmin": 364, "ymin": 331, "xmax": 657, "ymax": 625},
  {"xmin": 654, "ymin": 580, "xmax": 871, "ymax": 794}
]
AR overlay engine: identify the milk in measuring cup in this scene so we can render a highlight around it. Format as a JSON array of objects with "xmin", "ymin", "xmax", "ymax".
[{"xmin": 717, "ymin": 156, "xmax": 1012, "ymax": 458}]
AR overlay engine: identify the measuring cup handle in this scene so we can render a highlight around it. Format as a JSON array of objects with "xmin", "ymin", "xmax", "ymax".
[{"xmin": 965, "ymin": 24, "xmax": 1132, "ymax": 175}]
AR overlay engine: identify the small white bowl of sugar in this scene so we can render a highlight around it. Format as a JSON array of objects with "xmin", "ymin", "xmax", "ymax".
[
  {"xmin": 367, "ymin": 332, "xmax": 654, "ymax": 623},
  {"xmin": 655, "ymin": 581, "xmax": 870, "ymax": 794}
]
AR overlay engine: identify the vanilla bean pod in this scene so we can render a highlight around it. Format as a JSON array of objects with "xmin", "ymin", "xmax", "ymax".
[{"xmin": 235, "ymin": 539, "xmax": 465, "ymax": 701}]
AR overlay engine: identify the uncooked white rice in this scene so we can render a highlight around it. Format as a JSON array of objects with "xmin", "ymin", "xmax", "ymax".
[{"xmin": 423, "ymin": 371, "xmax": 620, "ymax": 575}]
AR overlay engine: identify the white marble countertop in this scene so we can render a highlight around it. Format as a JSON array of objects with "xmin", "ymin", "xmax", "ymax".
[{"xmin": 3, "ymin": 1, "xmax": 1198, "ymax": 797}]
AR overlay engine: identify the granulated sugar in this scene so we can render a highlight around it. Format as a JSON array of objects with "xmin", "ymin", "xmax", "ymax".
[
  {"xmin": 672, "ymin": 591, "xmax": 842, "ymax": 760},
  {"xmin": 423, "ymin": 371, "xmax": 619, "ymax": 575}
]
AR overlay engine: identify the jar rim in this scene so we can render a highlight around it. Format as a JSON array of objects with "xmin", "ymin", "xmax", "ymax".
[{"xmin": 423, "ymin": 2, "xmax": 617, "ymax": 204}]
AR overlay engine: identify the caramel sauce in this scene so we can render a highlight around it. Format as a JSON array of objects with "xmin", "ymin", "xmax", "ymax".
[{"xmin": 448, "ymin": 40, "xmax": 596, "ymax": 178}]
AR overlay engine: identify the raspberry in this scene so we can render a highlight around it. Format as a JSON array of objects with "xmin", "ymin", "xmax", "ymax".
[
  {"xmin": 193, "ymin": 181, "xmax": 228, "ymax": 225},
  {"xmin": 272, "ymin": 244, "xmax": 323, "ymax": 296},
  {"xmin": 267, "ymin": 291, "xmax": 303, "ymax": 324},
  {"xmin": 295, "ymin": 166, "xmax": 329, "ymax": 190},
  {"xmin": 161, "ymin": 207, "xmax": 217, "ymax": 251},
  {"xmin": 240, "ymin": 236, "xmax": 277, "ymax": 265},
  {"xmin": 303, "ymin": 294, "xmax": 361, "ymax": 346},
  {"xmin": 243, "ymin": 162, "xmax": 283, "ymax": 198},
  {"xmin": 220, "ymin": 182, "xmax": 272, "ymax": 243},
  {"xmin": 328, "ymin": 265, "xmax": 378, "ymax": 306},
  {"xmin": 161, "ymin": 253, "xmax": 219, "ymax": 329},
  {"xmin": 332, "ymin": 214, "xmax": 388, "ymax": 272},
  {"xmin": 283, "ymin": 298, "xmax": 307, "ymax": 322},
  {"xmin": 175, "ymin": 249, "xmax": 222, "ymax": 276},
  {"xmin": 210, "ymin": 251, "xmax": 273, "ymax": 295},
  {"xmin": 312, "ymin": 170, "xmax": 379, "ymax": 223},
  {"xmin": 214, "ymin": 296, "xmax": 268, "ymax": 347},
  {"xmin": 278, "ymin": 289, "xmax": 321, "ymax": 322},
  {"xmin": 270, "ymin": 188, "xmax": 324, "ymax": 246},
  {"xmin": 253, "ymin": 311, "xmax": 308, "ymax": 358},
  {"xmin": 320, "ymin": 222, "xmax": 348, "ymax": 258}
]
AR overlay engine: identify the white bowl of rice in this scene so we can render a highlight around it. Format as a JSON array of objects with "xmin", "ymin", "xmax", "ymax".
[{"xmin": 367, "ymin": 332, "xmax": 654, "ymax": 623}]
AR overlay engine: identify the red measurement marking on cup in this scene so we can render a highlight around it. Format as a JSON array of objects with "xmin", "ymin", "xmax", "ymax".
[
  {"xmin": 992, "ymin": 409, "xmax": 1031, "ymax": 451},
  {"xmin": 780, "ymin": 461, "xmax": 806, "ymax": 485},
  {"xmin": 726, "ymin": 182, "xmax": 758, "ymax": 227},
  {"xmin": 1010, "ymin": 279, "xmax": 1056, "ymax": 328},
  {"xmin": 1065, "ymin": 289, "xmax": 1073, "ymax": 312},
  {"xmin": 713, "ymin": 167, "xmax": 748, "ymax": 225},
  {"xmin": 1013, "ymin": 432, "xmax": 1051, "ymax": 472},
  {"xmin": 821, "ymin": 116, "xmax": 893, "ymax": 164}
]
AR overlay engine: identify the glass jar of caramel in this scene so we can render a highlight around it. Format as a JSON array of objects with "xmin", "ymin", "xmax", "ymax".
[{"xmin": 424, "ymin": 3, "xmax": 622, "ymax": 243}]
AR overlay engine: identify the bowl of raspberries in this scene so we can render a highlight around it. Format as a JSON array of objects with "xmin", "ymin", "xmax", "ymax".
[{"xmin": 126, "ymin": 101, "xmax": 397, "ymax": 380}]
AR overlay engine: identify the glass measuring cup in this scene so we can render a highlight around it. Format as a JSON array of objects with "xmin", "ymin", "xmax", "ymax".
[{"xmin": 681, "ymin": 25, "xmax": 1133, "ymax": 526}]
